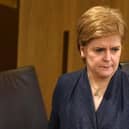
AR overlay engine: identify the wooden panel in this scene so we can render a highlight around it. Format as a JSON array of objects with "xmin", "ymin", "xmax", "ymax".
[
  {"xmin": 0, "ymin": 5, "xmax": 18, "ymax": 71},
  {"xmin": 18, "ymin": 0, "xmax": 68, "ymax": 116},
  {"xmin": 0, "ymin": 0, "xmax": 17, "ymax": 8}
]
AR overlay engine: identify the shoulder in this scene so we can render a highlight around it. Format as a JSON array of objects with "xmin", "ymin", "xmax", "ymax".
[
  {"xmin": 119, "ymin": 68, "xmax": 129, "ymax": 81},
  {"xmin": 51, "ymin": 69, "xmax": 84, "ymax": 111},
  {"xmin": 118, "ymin": 69, "xmax": 129, "ymax": 104},
  {"xmin": 53, "ymin": 69, "xmax": 84, "ymax": 101},
  {"xmin": 58, "ymin": 69, "xmax": 83, "ymax": 85},
  {"xmin": 117, "ymin": 69, "xmax": 129, "ymax": 89}
]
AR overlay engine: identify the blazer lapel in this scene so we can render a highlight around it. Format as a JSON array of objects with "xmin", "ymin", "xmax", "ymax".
[
  {"xmin": 96, "ymin": 69, "xmax": 123, "ymax": 129},
  {"xmin": 78, "ymin": 69, "xmax": 97, "ymax": 129}
]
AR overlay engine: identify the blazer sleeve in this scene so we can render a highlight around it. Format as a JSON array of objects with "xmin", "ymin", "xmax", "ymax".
[
  {"xmin": 48, "ymin": 70, "xmax": 82, "ymax": 129},
  {"xmin": 48, "ymin": 78, "xmax": 62, "ymax": 129}
]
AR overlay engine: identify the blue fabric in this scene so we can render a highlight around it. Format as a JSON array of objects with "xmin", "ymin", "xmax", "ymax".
[{"xmin": 48, "ymin": 68, "xmax": 129, "ymax": 129}]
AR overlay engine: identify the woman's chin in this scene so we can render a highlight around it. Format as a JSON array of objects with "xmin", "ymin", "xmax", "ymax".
[{"xmin": 98, "ymin": 71, "xmax": 114, "ymax": 79}]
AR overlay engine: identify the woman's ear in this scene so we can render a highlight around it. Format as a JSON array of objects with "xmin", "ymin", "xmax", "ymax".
[{"xmin": 80, "ymin": 46, "xmax": 85, "ymax": 58}]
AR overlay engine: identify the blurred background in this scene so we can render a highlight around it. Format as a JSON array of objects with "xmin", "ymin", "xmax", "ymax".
[{"xmin": 0, "ymin": 0, "xmax": 129, "ymax": 117}]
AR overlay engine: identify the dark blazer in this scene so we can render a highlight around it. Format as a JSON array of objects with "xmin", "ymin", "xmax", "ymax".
[{"xmin": 49, "ymin": 68, "xmax": 129, "ymax": 129}]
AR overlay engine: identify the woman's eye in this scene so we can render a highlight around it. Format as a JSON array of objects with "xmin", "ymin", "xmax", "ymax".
[
  {"xmin": 94, "ymin": 47, "xmax": 120, "ymax": 53},
  {"xmin": 111, "ymin": 48, "xmax": 120, "ymax": 52},
  {"xmin": 95, "ymin": 48, "xmax": 104, "ymax": 52}
]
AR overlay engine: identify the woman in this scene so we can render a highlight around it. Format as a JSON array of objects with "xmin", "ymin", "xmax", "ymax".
[{"xmin": 49, "ymin": 6, "xmax": 129, "ymax": 129}]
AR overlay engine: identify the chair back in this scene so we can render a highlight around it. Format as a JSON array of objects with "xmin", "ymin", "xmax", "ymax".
[{"xmin": 0, "ymin": 66, "xmax": 47, "ymax": 129}]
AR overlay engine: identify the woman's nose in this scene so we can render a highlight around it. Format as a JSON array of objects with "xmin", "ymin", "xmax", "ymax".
[{"xmin": 103, "ymin": 50, "xmax": 112, "ymax": 61}]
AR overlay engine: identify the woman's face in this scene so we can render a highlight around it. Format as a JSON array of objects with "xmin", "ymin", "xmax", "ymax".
[{"xmin": 80, "ymin": 34, "xmax": 122, "ymax": 79}]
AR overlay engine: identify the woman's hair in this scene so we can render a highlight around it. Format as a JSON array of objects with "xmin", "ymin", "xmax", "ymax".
[{"xmin": 77, "ymin": 6, "xmax": 127, "ymax": 49}]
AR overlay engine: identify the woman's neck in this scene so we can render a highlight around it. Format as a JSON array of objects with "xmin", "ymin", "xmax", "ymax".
[
  {"xmin": 87, "ymin": 71, "xmax": 112, "ymax": 97},
  {"xmin": 87, "ymin": 71, "xmax": 112, "ymax": 111}
]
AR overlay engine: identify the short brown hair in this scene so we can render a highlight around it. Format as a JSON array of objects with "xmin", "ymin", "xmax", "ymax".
[{"xmin": 77, "ymin": 6, "xmax": 126, "ymax": 49}]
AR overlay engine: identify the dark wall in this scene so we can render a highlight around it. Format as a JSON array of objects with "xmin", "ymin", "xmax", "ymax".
[{"xmin": 0, "ymin": 4, "xmax": 18, "ymax": 71}]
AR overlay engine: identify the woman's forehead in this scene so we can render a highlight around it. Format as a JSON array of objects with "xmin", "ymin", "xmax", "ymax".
[{"xmin": 88, "ymin": 35, "xmax": 121, "ymax": 46}]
